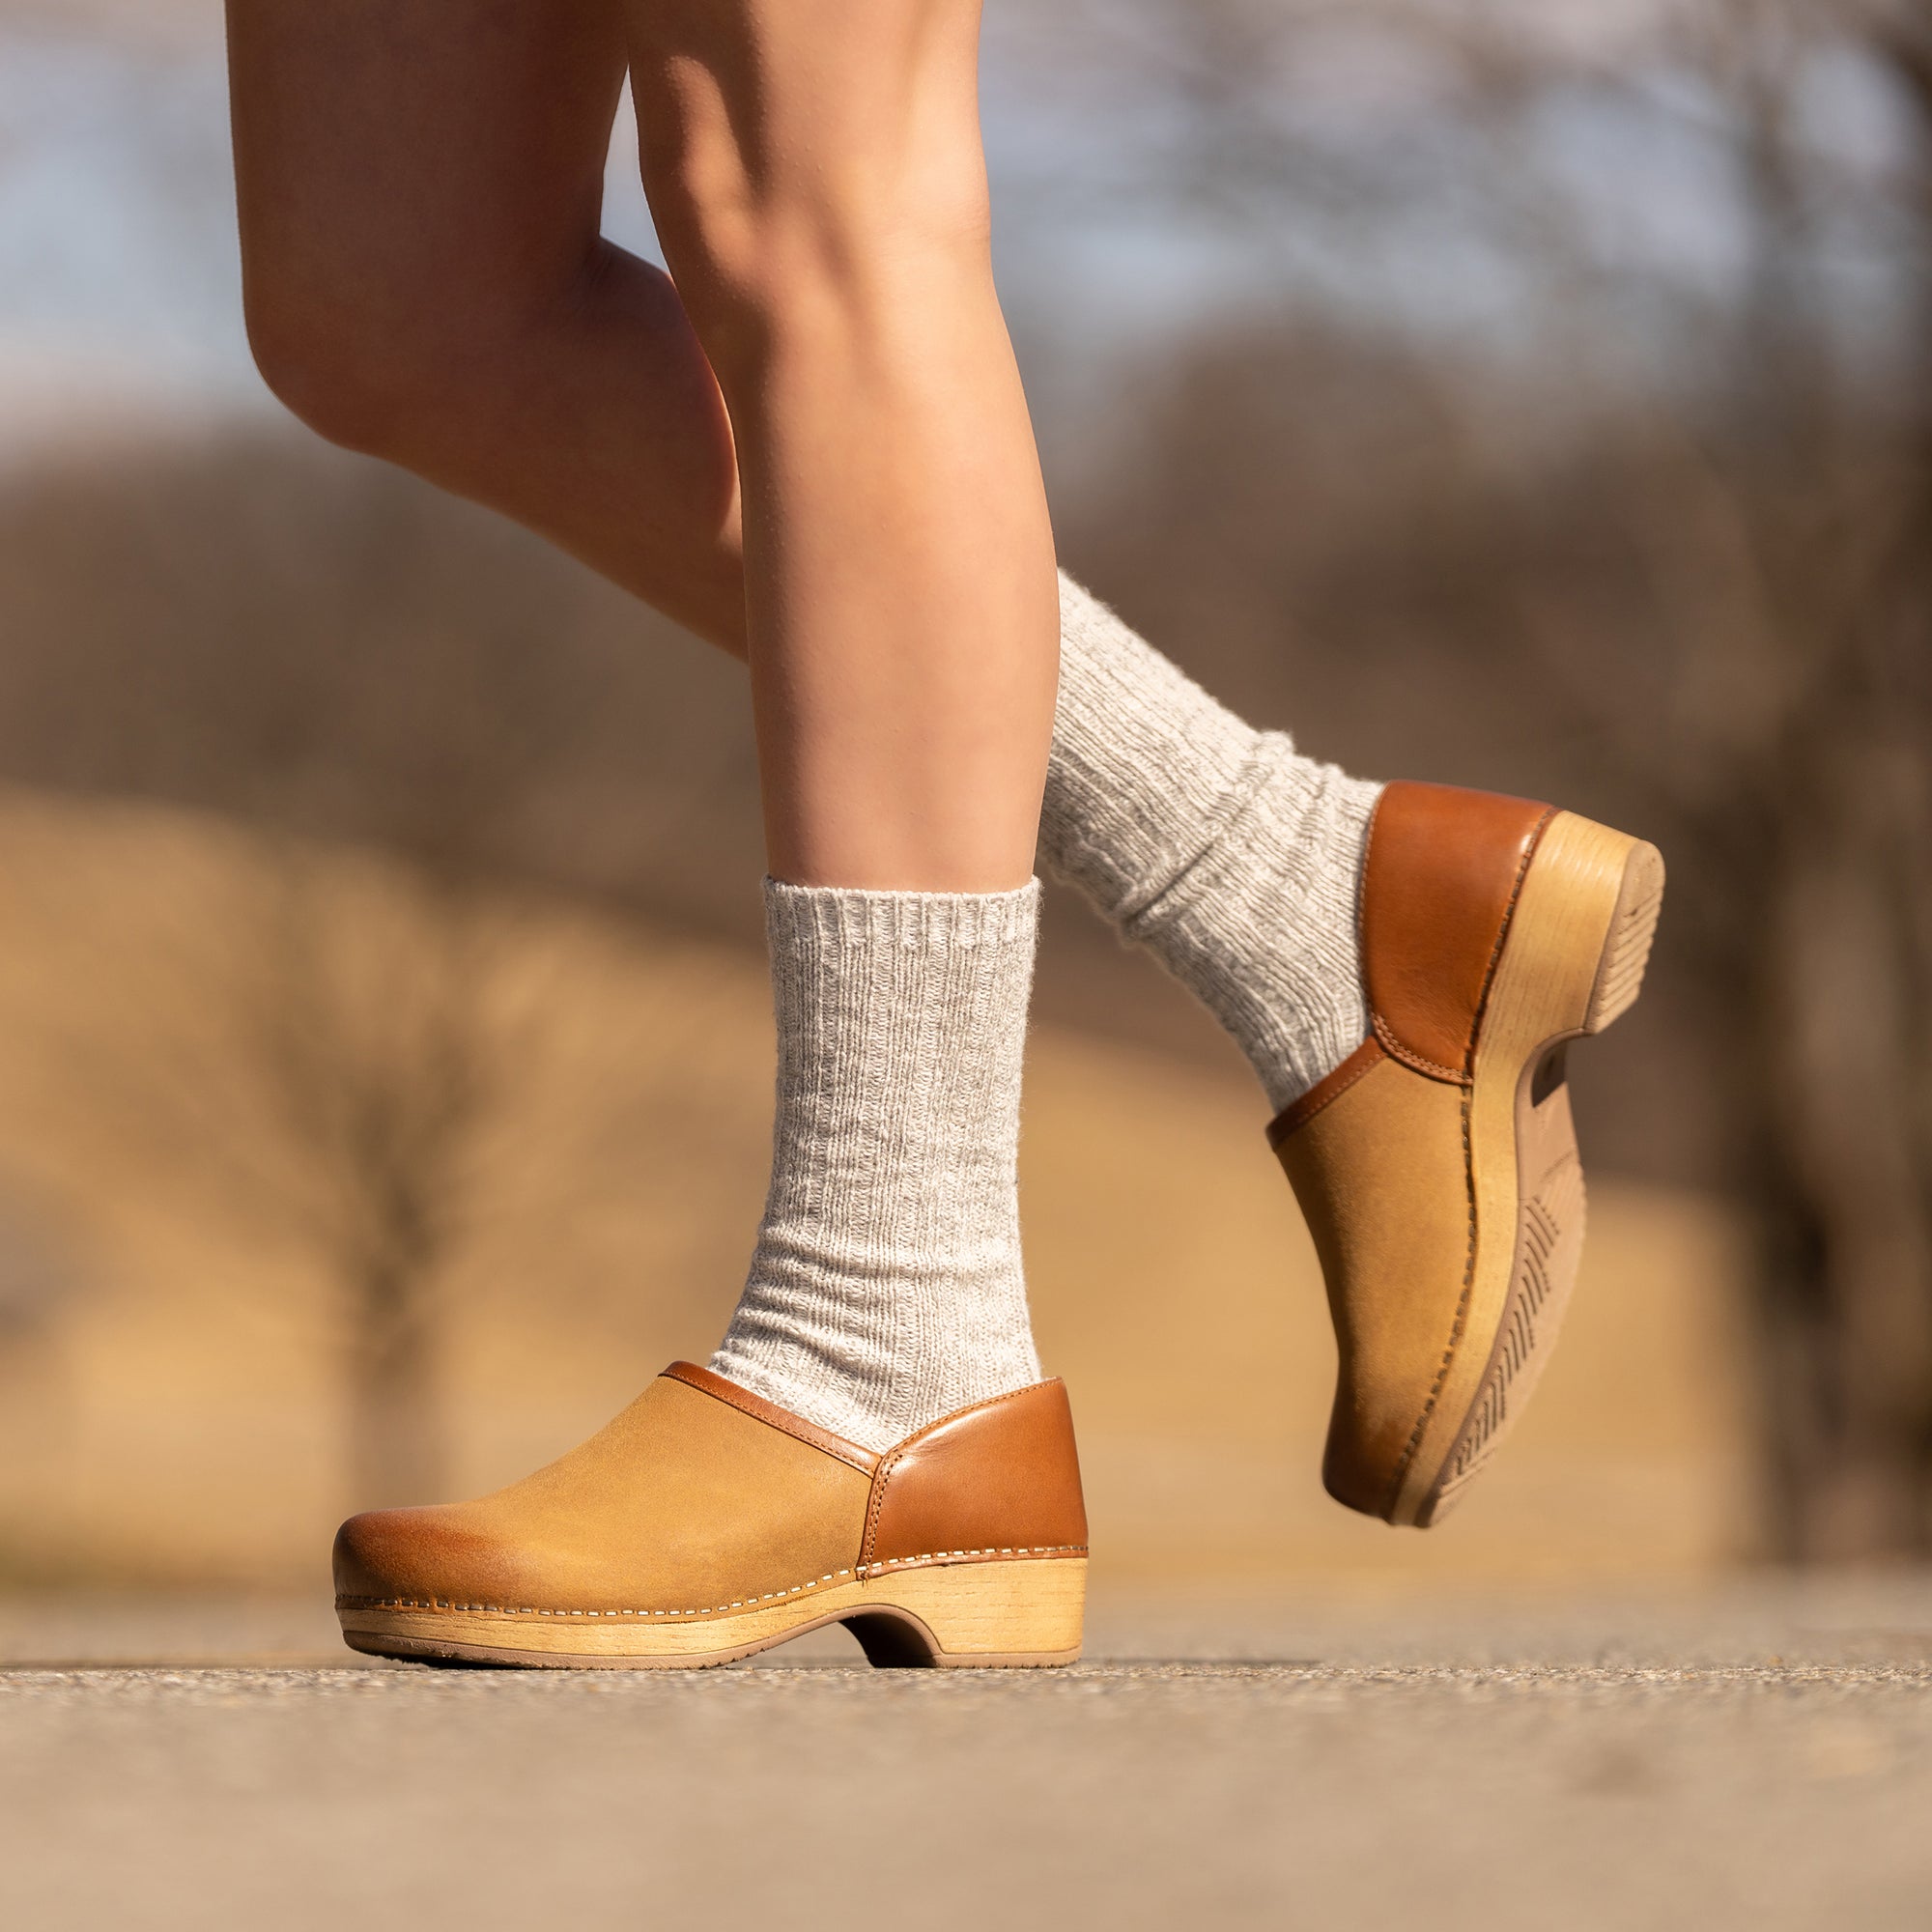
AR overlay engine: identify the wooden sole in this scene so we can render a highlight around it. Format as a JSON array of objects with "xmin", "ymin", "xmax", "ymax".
[
  {"xmin": 338, "ymin": 1555, "xmax": 1086, "ymax": 1671},
  {"xmin": 1395, "ymin": 814, "xmax": 1664, "ymax": 1527}
]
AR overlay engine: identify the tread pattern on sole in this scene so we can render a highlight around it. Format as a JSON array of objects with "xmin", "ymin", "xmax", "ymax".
[{"xmin": 1428, "ymin": 1151, "xmax": 1585, "ymax": 1519}]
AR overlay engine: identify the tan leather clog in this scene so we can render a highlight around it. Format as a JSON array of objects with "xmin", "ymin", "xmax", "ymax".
[
  {"xmin": 1270, "ymin": 781, "xmax": 1664, "ymax": 1527},
  {"xmin": 333, "ymin": 1363, "xmax": 1088, "ymax": 1667}
]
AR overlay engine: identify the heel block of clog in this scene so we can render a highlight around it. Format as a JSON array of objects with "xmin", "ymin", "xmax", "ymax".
[{"xmin": 847, "ymin": 1555, "xmax": 1088, "ymax": 1667}]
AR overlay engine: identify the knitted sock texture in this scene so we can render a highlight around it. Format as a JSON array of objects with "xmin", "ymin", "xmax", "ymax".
[
  {"xmin": 1041, "ymin": 574, "xmax": 1382, "ymax": 1115},
  {"xmin": 710, "ymin": 878, "xmax": 1044, "ymax": 1453}
]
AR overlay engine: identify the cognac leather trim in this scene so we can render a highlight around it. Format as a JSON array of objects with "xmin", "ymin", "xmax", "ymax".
[
  {"xmin": 1266, "ymin": 1036, "xmax": 1388, "ymax": 1149},
  {"xmin": 862, "ymin": 1378, "xmax": 1089, "ymax": 1570},
  {"xmin": 660, "ymin": 1362, "xmax": 881, "ymax": 1476},
  {"xmin": 1361, "ymin": 783, "xmax": 1556, "ymax": 1078}
]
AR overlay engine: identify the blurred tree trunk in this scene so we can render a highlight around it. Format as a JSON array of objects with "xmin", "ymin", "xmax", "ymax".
[{"xmin": 246, "ymin": 854, "xmax": 498, "ymax": 1511}]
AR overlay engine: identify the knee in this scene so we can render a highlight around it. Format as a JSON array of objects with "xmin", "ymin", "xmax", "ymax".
[
  {"xmin": 241, "ymin": 272, "xmax": 506, "ymax": 464},
  {"xmin": 637, "ymin": 14, "xmax": 992, "ymax": 382},
  {"xmin": 244, "ymin": 291, "xmax": 413, "ymax": 459}
]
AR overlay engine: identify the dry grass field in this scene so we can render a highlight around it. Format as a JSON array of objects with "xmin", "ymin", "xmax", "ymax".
[{"xmin": 0, "ymin": 791, "xmax": 1754, "ymax": 1593}]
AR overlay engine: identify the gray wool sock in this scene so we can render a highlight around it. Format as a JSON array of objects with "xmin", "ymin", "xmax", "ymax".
[
  {"xmin": 710, "ymin": 878, "xmax": 1043, "ymax": 1452},
  {"xmin": 1041, "ymin": 575, "xmax": 1382, "ymax": 1116}
]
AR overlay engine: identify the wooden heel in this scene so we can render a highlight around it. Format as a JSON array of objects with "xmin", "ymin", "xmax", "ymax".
[
  {"xmin": 1485, "ymin": 812, "xmax": 1663, "ymax": 1053},
  {"xmin": 848, "ymin": 1558, "xmax": 1086, "ymax": 1669}
]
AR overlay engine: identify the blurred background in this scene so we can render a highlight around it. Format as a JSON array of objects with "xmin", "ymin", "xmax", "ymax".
[{"xmin": 0, "ymin": 0, "xmax": 1925, "ymax": 1609}]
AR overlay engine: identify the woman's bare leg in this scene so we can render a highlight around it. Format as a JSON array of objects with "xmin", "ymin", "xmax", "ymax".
[
  {"xmin": 620, "ymin": 0, "xmax": 1056, "ymax": 887},
  {"xmin": 225, "ymin": 0, "xmax": 748, "ymax": 649}
]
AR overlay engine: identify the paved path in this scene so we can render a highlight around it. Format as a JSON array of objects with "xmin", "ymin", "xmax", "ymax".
[{"xmin": 5, "ymin": 1578, "xmax": 1930, "ymax": 1930}]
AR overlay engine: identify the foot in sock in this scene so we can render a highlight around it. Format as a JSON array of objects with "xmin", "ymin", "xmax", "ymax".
[
  {"xmin": 330, "ymin": 876, "xmax": 1087, "ymax": 1671},
  {"xmin": 1039, "ymin": 578, "xmax": 1664, "ymax": 1529}
]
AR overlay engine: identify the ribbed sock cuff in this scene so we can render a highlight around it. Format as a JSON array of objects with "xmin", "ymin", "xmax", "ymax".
[{"xmin": 763, "ymin": 878, "xmax": 1042, "ymax": 952}]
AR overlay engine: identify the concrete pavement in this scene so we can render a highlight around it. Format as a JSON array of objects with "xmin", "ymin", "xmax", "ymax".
[{"xmin": 4, "ymin": 1577, "xmax": 1929, "ymax": 1931}]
